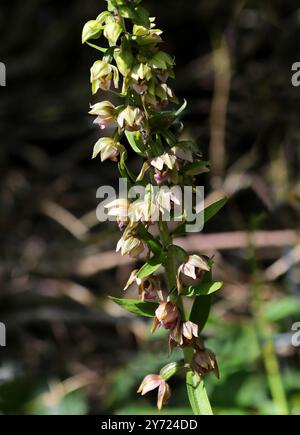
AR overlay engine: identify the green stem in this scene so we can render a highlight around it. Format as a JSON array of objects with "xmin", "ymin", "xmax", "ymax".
[{"xmin": 158, "ymin": 219, "xmax": 213, "ymax": 415}]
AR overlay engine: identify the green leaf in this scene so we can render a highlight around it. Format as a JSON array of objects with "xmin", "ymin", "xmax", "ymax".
[
  {"xmin": 118, "ymin": 6, "xmax": 135, "ymax": 19},
  {"xmin": 186, "ymin": 371, "xmax": 213, "ymax": 415},
  {"xmin": 264, "ymin": 297, "xmax": 300, "ymax": 322},
  {"xmin": 86, "ymin": 42, "xmax": 107, "ymax": 53},
  {"xmin": 114, "ymin": 48, "xmax": 134, "ymax": 76},
  {"xmin": 137, "ymin": 253, "xmax": 166, "ymax": 279},
  {"xmin": 182, "ymin": 281, "xmax": 223, "ymax": 297},
  {"xmin": 149, "ymin": 111, "xmax": 177, "ymax": 131},
  {"xmin": 181, "ymin": 161, "xmax": 210, "ymax": 176},
  {"xmin": 138, "ymin": 226, "xmax": 162, "ymax": 255},
  {"xmin": 118, "ymin": 150, "xmax": 136, "ymax": 184},
  {"xmin": 110, "ymin": 297, "xmax": 158, "ymax": 317},
  {"xmin": 133, "ymin": 6, "xmax": 150, "ymax": 27},
  {"xmin": 204, "ymin": 197, "xmax": 228, "ymax": 224},
  {"xmin": 125, "ymin": 131, "xmax": 146, "ymax": 155},
  {"xmin": 168, "ymin": 244, "xmax": 188, "ymax": 263},
  {"xmin": 172, "ymin": 197, "xmax": 228, "ymax": 236},
  {"xmin": 189, "ymin": 295, "xmax": 211, "ymax": 332},
  {"xmin": 189, "ymin": 271, "xmax": 212, "ymax": 332}
]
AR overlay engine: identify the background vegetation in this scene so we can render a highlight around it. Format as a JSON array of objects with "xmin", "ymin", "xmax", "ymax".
[{"xmin": 0, "ymin": 0, "xmax": 299, "ymax": 414}]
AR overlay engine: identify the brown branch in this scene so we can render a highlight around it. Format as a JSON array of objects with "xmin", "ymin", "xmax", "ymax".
[{"xmin": 72, "ymin": 230, "xmax": 299, "ymax": 277}]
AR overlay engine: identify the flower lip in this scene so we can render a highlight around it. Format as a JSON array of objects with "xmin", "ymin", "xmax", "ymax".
[
  {"xmin": 117, "ymin": 106, "xmax": 144, "ymax": 131},
  {"xmin": 137, "ymin": 374, "xmax": 171, "ymax": 410},
  {"xmin": 179, "ymin": 255, "xmax": 210, "ymax": 281}
]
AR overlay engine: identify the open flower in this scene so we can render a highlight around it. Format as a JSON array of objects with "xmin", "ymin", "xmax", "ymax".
[
  {"xmin": 151, "ymin": 153, "xmax": 177, "ymax": 172},
  {"xmin": 151, "ymin": 301, "xmax": 180, "ymax": 334},
  {"xmin": 130, "ymin": 63, "xmax": 151, "ymax": 94},
  {"xmin": 92, "ymin": 137, "xmax": 121, "ymax": 162},
  {"xmin": 116, "ymin": 224, "xmax": 146, "ymax": 258},
  {"xmin": 151, "ymin": 153, "xmax": 178, "ymax": 184},
  {"xmin": 191, "ymin": 348, "xmax": 219, "ymax": 379},
  {"xmin": 116, "ymin": 235, "xmax": 145, "ymax": 257},
  {"xmin": 90, "ymin": 60, "xmax": 118, "ymax": 93},
  {"xmin": 170, "ymin": 320, "xmax": 198, "ymax": 346},
  {"xmin": 124, "ymin": 269, "xmax": 163, "ymax": 301},
  {"xmin": 117, "ymin": 106, "xmax": 144, "ymax": 131},
  {"xmin": 137, "ymin": 374, "xmax": 171, "ymax": 410},
  {"xmin": 105, "ymin": 198, "xmax": 130, "ymax": 220},
  {"xmin": 171, "ymin": 142, "xmax": 194, "ymax": 163},
  {"xmin": 177, "ymin": 255, "xmax": 210, "ymax": 290},
  {"xmin": 155, "ymin": 186, "xmax": 182, "ymax": 215},
  {"xmin": 128, "ymin": 192, "xmax": 160, "ymax": 224},
  {"xmin": 89, "ymin": 101, "xmax": 116, "ymax": 129}
]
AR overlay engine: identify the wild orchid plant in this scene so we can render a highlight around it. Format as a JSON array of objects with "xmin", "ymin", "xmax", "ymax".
[{"xmin": 83, "ymin": 0, "xmax": 226, "ymax": 415}]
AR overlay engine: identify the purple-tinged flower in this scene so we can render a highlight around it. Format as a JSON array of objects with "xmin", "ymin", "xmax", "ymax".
[
  {"xmin": 137, "ymin": 374, "xmax": 171, "ymax": 410},
  {"xmin": 117, "ymin": 106, "xmax": 144, "ymax": 131},
  {"xmin": 151, "ymin": 301, "xmax": 180, "ymax": 334},
  {"xmin": 191, "ymin": 348, "xmax": 219, "ymax": 379},
  {"xmin": 89, "ymin": 101, "xmax": 116, "ymax": 130}
]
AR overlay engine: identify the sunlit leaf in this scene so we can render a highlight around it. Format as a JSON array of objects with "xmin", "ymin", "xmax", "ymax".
[
  {"xmin": 182, "ymin": 281, "xmax": 223, "ymax": 297},
  {"xmin": 110, "ymin": 297, "xmax": 158, "ymax": 317},
  {"xmin": 137, "ymin": 253, "xmax": 166, "ymax": 279},
  {"xmin": 186, "ymin": 371, "xmax": 213, "ymax": 415}
]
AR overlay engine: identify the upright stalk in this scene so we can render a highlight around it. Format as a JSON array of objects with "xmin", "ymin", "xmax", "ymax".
[{"xmin": 83, "ymin": 0, "xmax": 221, "ymax": 414}]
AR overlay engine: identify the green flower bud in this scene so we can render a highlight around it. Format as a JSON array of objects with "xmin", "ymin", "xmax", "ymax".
[
  {"xmin": 159, "ymin": 361, "xmax": 185, "ymax": 381},
  {"xmin": 82, "ymin": 20, "xmax": 102, "ymax": 44},
  {"xmin": 104, "ymin": 21, "xmax": 123, "ymax": 46},
  {"xmin": 133, "ymin": 25, "xmax": 163, "ymax": 45},
  {"xmin": 90, "ymin": 60, "xmax": 119, "ymax": 94}
]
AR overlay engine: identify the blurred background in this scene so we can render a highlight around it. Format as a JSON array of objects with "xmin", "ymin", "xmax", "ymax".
[{"xmin": 0, "ymin": 0, "xmax": 300, "ymax": 415}]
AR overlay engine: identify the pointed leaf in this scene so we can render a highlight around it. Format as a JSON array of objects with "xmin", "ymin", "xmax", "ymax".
[
  {"xmin": 137, "ymin": 253, "xmax": 166, "ymax": 279},
  {"xmin": 203, "ymin": 197, "xmax": 228, "ymax": 224},
  {"xmin": 125, "ymin": 131, "xmax": 146, "ymax": 155},
  {"xmin": 138, "ymin": 226, "xmax": 162, "ymax": 255},
  {"xmin": 182, "ymin": 282, "xmax": 223, "ymax": 297},
  {"xmin": 186, "ymin": 371, "xmax": 213, "ymax": 415},
  {"xmin": 110, "ymin": 297, "xmax": 158, "ymax": 317},
  {"xmin": 181, "ymin": 161, "xmax": 210, "ymax": 177},
  {"xmin": 189, "ymin": 295, "xmax": 211, "ymax": 332},
  {"xmin": 172, "ymin": 197, "xmax": 228, "ymax": 237}
]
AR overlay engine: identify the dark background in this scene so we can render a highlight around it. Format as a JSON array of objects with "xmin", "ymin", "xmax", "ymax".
[{"xmin": 0, "ymin": 0, "xmax": 299, "ymax": 414}]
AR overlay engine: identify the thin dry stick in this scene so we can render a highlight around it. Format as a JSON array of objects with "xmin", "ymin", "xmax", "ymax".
[
  {"xmin": 41, "ymin": 200, "xmax": 89, "ymax": 241},
  {"xmin": 265, "ymin": 243, "xmax": 300, "ymax": 281},
  {"xmin": 210, "ymin": 35, "xmax": 231, "ymax": 186}
]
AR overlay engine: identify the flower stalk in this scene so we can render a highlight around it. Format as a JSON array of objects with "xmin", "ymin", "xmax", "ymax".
[{"xmin": 83, "ymin": 0, "xmax": 226, "ymax": 414}]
